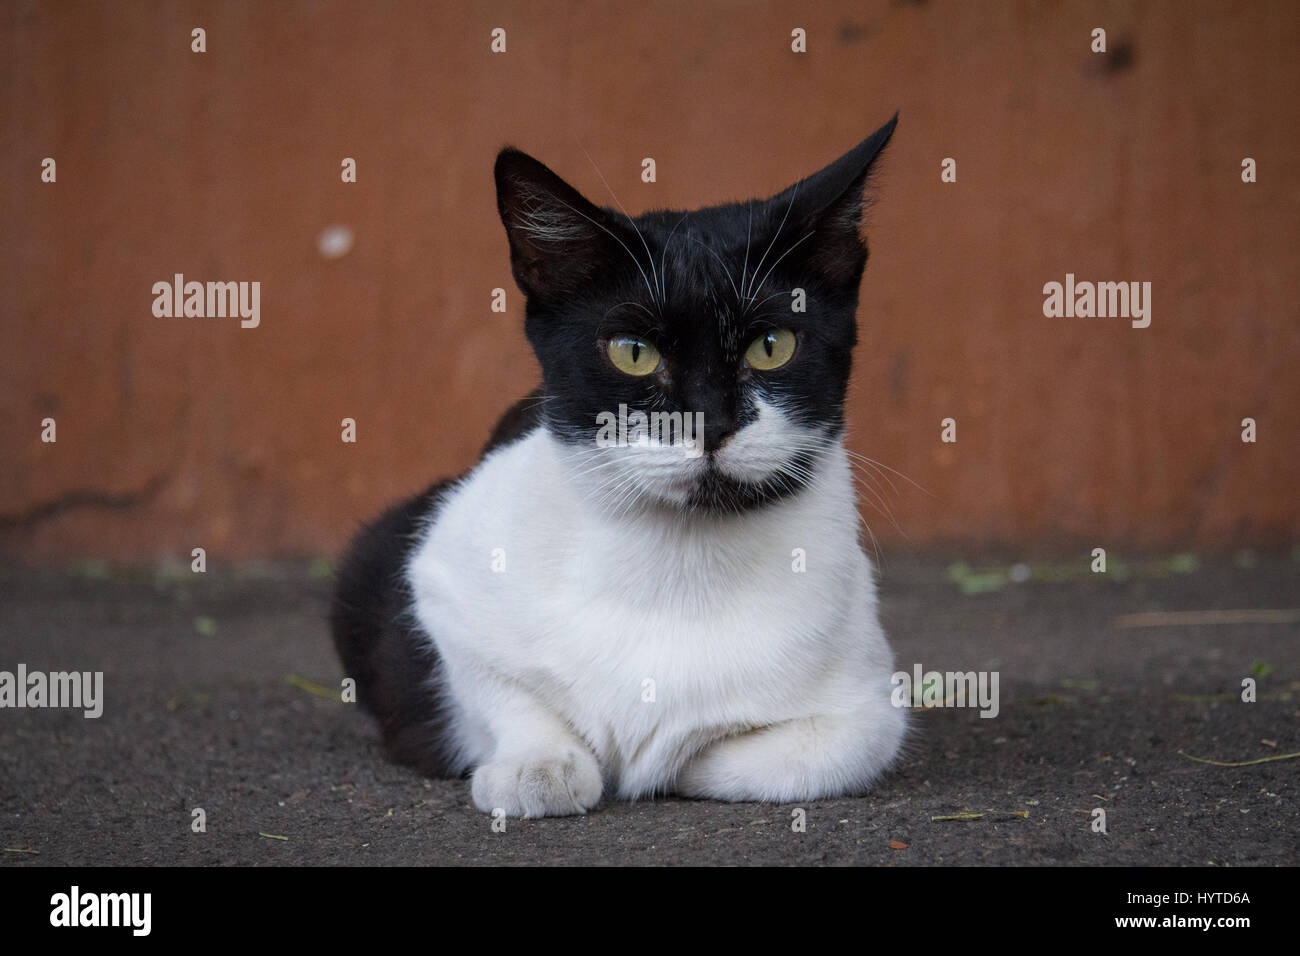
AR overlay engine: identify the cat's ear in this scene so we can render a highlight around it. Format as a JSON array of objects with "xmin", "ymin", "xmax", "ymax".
[
  {"xmin": 774, "ymin": 114, "xmax": 898, "ymax": 286},
  {"xmin": 495, "ymin": 148, "xmax": 618, "ymax": 300}
]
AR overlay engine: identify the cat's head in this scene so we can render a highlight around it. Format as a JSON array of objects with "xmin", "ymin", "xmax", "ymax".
[{"xmin": 494, "ymin": 116, "xmax": 896, "ymax": 516}]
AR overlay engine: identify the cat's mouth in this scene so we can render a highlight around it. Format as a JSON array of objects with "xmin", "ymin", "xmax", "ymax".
[
  {"xmin": 684, "ymin": 450, "xmax": 820, "ymax": 513},
  {"xmin": 601, "ymin": 446, "xmax": 822, "ymax": 515}
]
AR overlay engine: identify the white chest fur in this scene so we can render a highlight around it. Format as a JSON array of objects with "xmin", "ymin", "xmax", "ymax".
[{"xmin": 406, "ymin": 428, "xmax": 900, "ymax": 802}]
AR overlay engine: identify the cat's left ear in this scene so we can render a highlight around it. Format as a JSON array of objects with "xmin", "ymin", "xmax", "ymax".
[{"xmin": 776, "ymin": 113, "xmax": 898, "ymax": 286}]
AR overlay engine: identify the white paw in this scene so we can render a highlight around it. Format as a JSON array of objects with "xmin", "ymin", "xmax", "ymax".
[
  {"xmin": 675, "ymin": 708, "xmax": 905, "ymax": 802},
  {"xmin": 471, "ymin": 748, "xmax": 603, "ymax": 817}
]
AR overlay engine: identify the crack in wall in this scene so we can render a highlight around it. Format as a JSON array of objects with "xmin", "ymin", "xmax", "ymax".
[{"xmin": 0, "ymin": 472, "xmax": 171, "ymax": 531}]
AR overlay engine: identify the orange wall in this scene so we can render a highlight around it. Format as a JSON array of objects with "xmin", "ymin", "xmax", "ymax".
[{"xmin": 3, "ymin": 0, "xmax": 1298, "ymax": 561}]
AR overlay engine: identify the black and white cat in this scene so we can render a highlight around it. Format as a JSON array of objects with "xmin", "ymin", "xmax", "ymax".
[{"xmin": 331, "ymin": 115, "xmax": 906, "ymax": 817}]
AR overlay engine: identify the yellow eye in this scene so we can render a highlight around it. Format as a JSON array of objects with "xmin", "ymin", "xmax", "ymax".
[
  {"xmin": 744, "ymin": 329, "xmax": 796, "ymax": 370},
  {"xmin": 607, "ymin": 336, "xmax": 661, "ymax": 376}
]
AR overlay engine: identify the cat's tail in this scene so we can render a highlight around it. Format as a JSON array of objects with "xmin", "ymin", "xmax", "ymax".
[{"xmin": 329, "ymin": 481, "xmax": 461, "ymax": 778}]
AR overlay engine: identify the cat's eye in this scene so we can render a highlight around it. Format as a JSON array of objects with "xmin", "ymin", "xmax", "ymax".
[
  {"xmin": 606, "ymin": 336, "xmax": 661, "ymax": 376},
  {"xmin": 744, "ymin": 329, "xmax": 796, "ymax": 371}
]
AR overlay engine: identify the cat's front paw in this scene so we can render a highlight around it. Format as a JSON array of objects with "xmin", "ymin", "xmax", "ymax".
[{"xmin": 471, "ymin": 748, "xmax": 603, "ymax": 818}]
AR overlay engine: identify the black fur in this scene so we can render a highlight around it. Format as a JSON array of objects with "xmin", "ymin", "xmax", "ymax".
[{"xmin": 330, "ymin": 480, "xmax": 459, "ymax": 776}]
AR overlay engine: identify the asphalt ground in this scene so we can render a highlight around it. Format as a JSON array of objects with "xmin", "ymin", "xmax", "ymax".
[{"xmin": 1, "ymin": 552, "xmax": 1296, "ymax": 866}]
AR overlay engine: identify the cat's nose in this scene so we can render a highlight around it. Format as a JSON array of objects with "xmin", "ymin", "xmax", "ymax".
[
  {"xmin": 701, "ymin": 414, "xmax": 738, "ymax": 454},
  {"xmin": 682, "ymin": 375, "xmax": 738, "ymax": 453}
]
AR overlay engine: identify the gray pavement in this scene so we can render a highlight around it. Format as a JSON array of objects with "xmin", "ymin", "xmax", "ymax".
[{"xmin": 1, "ymin": 553, "xmax": 1296, "ymax": 865}]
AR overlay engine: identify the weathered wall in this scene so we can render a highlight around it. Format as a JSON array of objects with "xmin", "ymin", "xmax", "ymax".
[{"xmin": 2, "ymin": 0, "xmax": 1298, "ymax": 561}]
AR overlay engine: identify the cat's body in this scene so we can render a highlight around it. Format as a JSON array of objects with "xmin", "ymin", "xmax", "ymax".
[{"xmin": 332, "ymin": 116, "xmax": 907, "ymax": 816}]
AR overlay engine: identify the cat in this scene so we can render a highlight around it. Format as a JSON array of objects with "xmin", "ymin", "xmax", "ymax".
[{"xmin": 331, "ymin": 114, "xmax": 906, "ymax": 817}]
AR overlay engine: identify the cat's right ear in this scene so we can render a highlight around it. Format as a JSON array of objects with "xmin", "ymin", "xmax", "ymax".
[{"xmin": 495, "ymin": 148, "xmax": 616, "ymax": 301}]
